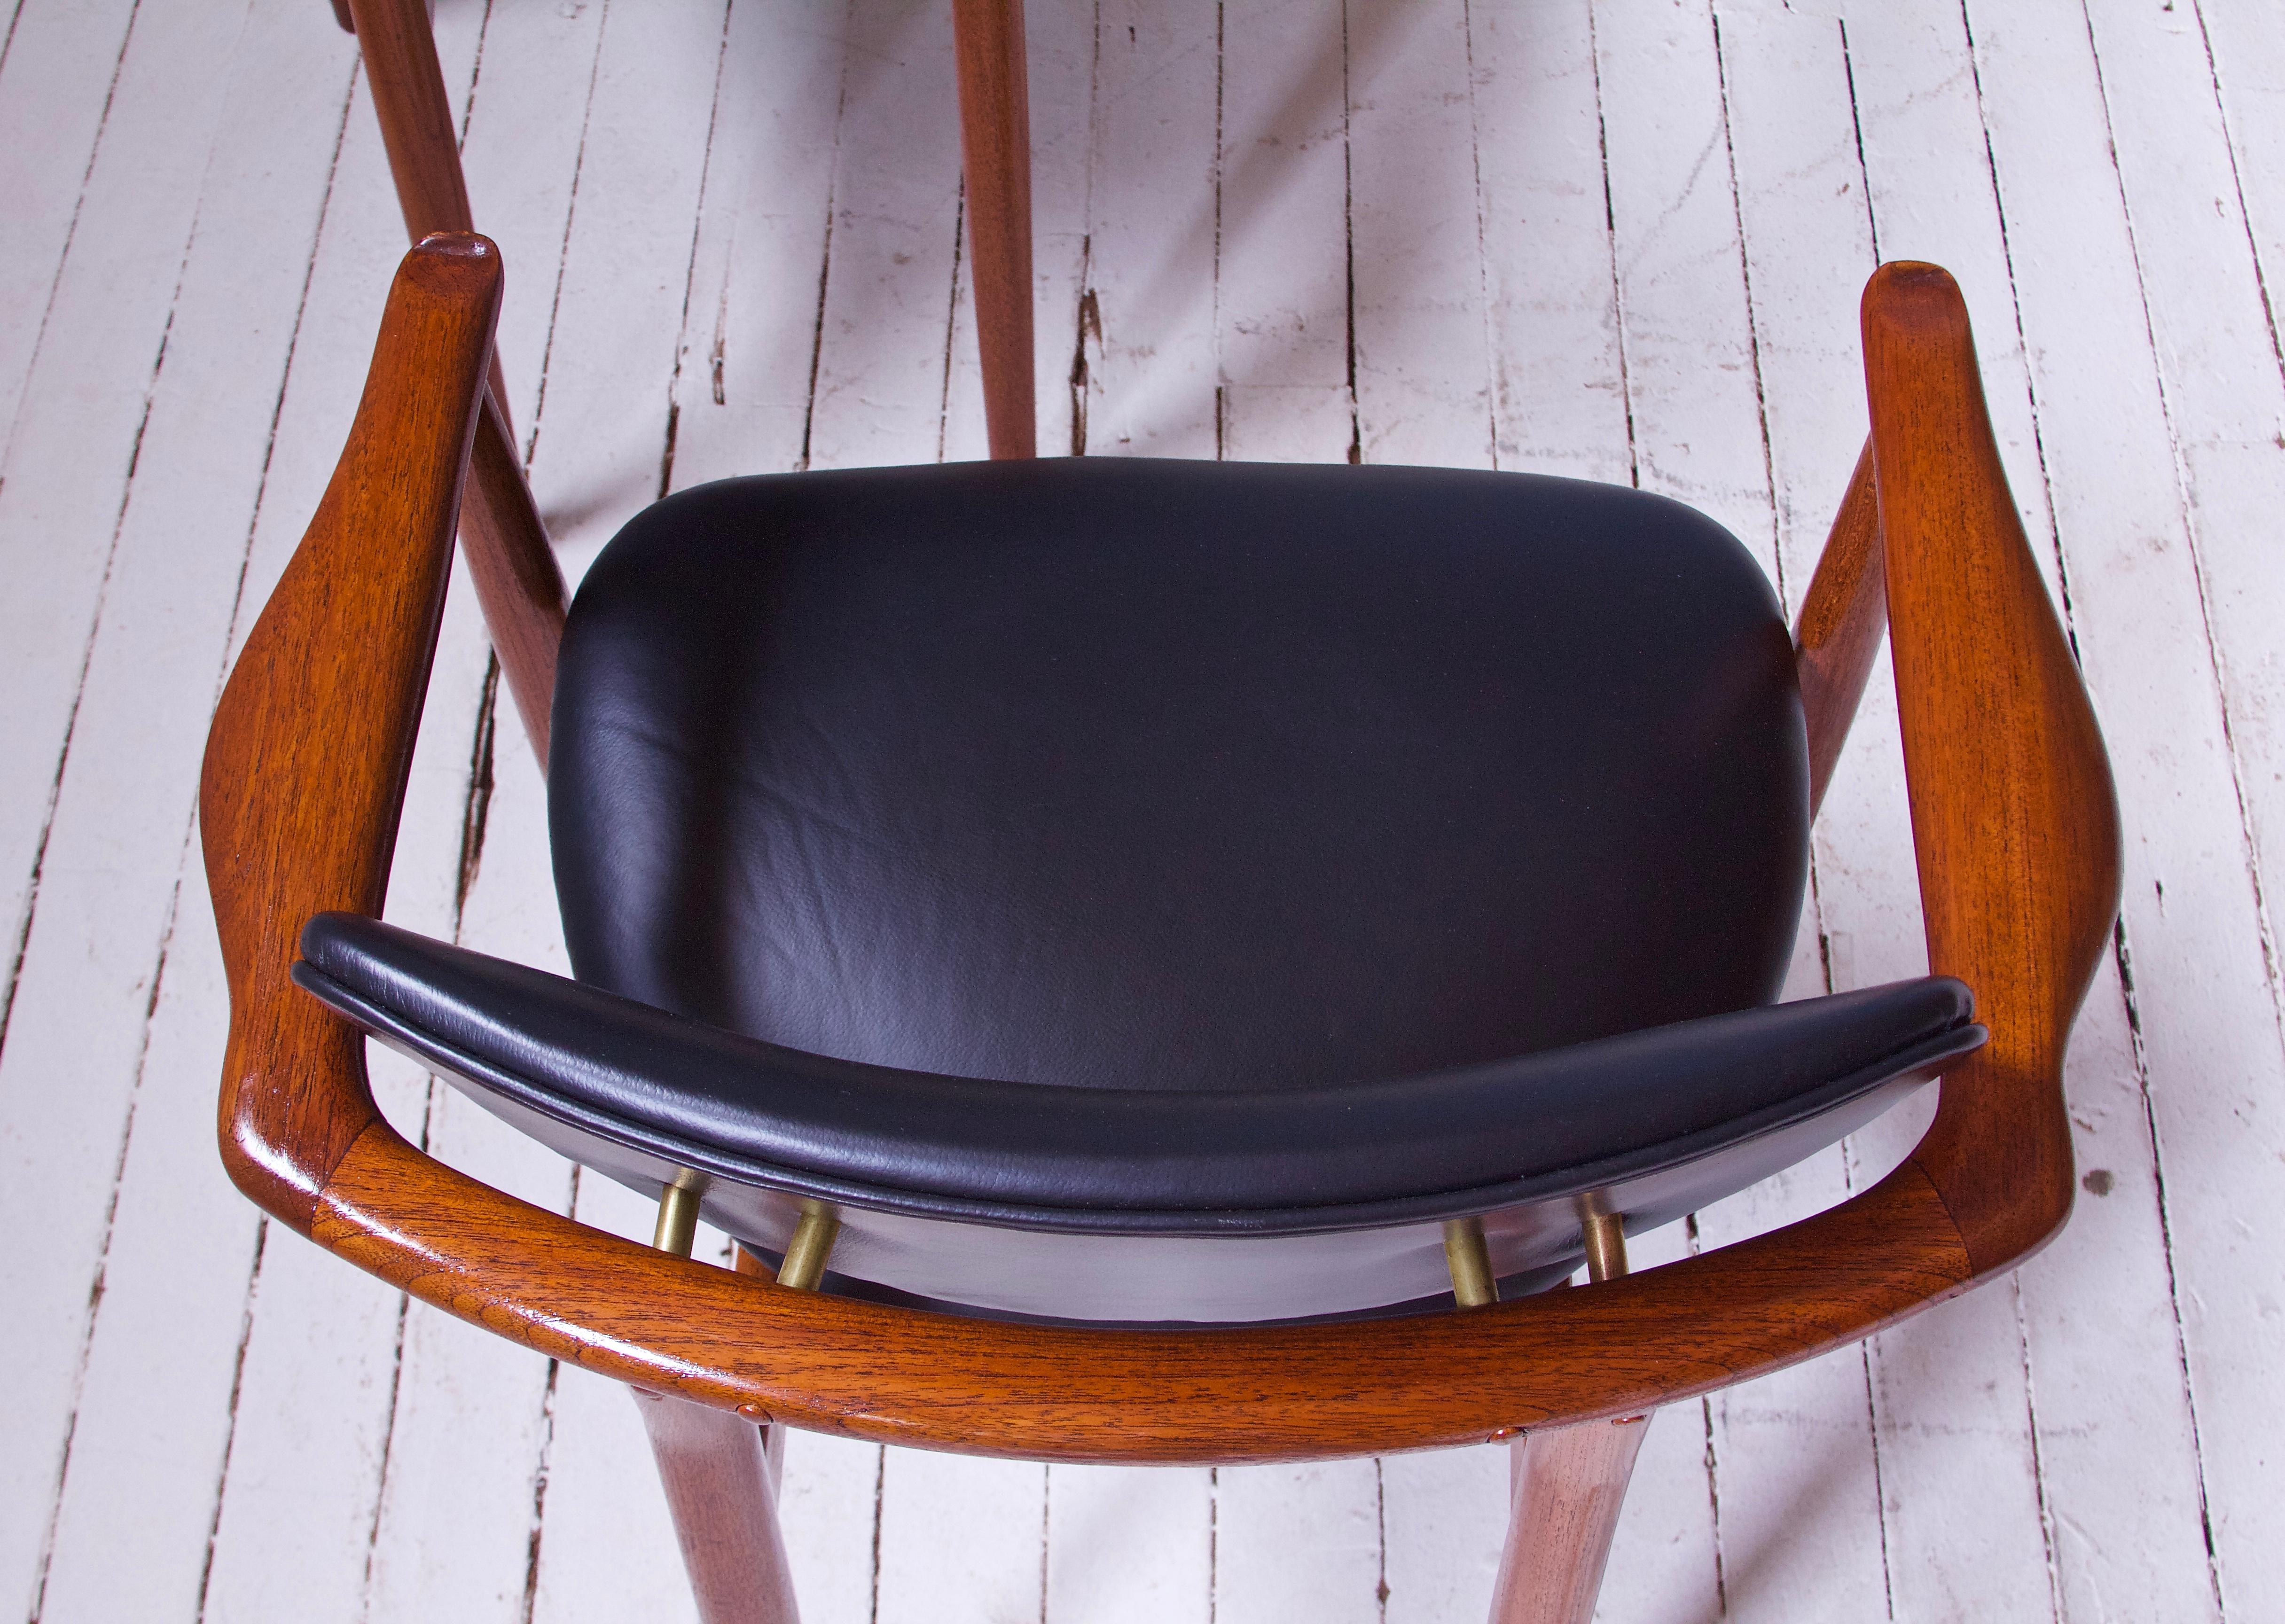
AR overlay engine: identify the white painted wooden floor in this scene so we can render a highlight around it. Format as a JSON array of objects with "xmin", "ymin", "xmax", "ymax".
[{"xmin": 3, "ymin": 0, "xmax": 2281, "ymax": 1618}]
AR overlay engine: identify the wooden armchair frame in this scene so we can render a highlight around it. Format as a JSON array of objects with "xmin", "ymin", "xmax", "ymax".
[{"xmin": 200, "ymin": 225, "xmax": 2118, "ymax": 1620}]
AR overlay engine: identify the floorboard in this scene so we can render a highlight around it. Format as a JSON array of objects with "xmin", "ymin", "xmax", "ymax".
[
  {"xmin": 1969, "ymin": 3, "xmax": 2285, "ymax": 1618},
  {"xmin": 0, "ymin": 0, "xmax": 141, "ymax": 445},
  {"xmin": 0, "ymin": 4, "xmax": 350, "ymax": 1617},
  {"xmin": 1216, "ymin": 0, "xmax": 1354, "ymax": 462},
  {"xmin": 1078, "ymin": 0, "xmax": 1221, "ymax": 459},
  {"xmin": 0, "ymin": 0, "xmax": 261, "ymax": 1031},
  {"xmin": 806, "ymin": 0, "xmax": 966, "ymax": 473},
  {"xmin": 1471, "ymin": 0, "xmax": 1632, "ymax": 484}
]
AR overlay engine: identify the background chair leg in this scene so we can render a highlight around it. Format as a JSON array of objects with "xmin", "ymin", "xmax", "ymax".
[
  {"xmin": 344, "ymin": 0, "xmax": 568, "ymax": 765},
  {"xmin": 343, "ymin": 0, "xmax": 473, "ymax": 239},
  {"xmin": 1488, "ymin": 1414, "xmax": 1650, "ymax": 1624},
  {"xmin": 342, "ymin": 0, "xmax": 509, "ymax": 438},
  {"xmin": 632, "ymin": 1388, "xmax": 803, "ymax": 1624},
  {"xmin": 951, "ymin": 0, "xmax": 1037, "ymax": 459}
]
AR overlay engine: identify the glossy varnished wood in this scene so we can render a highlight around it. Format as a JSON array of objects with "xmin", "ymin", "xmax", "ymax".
[
  {"xmin": 1863, "ymin": 261, "xmax": 2123, "ymax": 1276},
  {"xmin": 200, "ymin": 234, "xmax": 500, "ymax": 1229},
  {"xmin": 310, "ymin": 1123, "xmax": 1970, "ymax": 1462},
  {"xmin": 5, "ymin": 6, "xmax": 2231, "ymax": 1612},
  {"xmin": 1795, "ymin": 439, "xmax": 1884, "ymax": 817},
  {"xmin": 337, "ymin": 0, "xmax": 493, "ymax": 429},
  {"xmin": 951, "ymin": 0, "xmax": 1037, "ymax": 459}
]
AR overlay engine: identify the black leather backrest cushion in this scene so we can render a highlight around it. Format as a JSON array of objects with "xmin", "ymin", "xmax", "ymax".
[{"xmin": 551, "ymin": 459, "xmax": 1808, "ymax": 1093}]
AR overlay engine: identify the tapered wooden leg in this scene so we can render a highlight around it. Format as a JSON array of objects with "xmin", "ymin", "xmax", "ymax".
[
  {"xmin": 1487, "ymin": 1414, "xmax": 1650, "ymax": 1624},
  {"xmin": 632, "ymin": 1389, "xmax": 803, "ymax": 1624},
  {"xmin": 342, "ymin": 0, "xmax": 476, "ymax": 243},
  {"xmin": 343, "ymin": 0, "xmax": 567, "ymax": 770},
  {"xmin": 951, "ymin": 0, "xmax": 1037, "ymax": 459}
]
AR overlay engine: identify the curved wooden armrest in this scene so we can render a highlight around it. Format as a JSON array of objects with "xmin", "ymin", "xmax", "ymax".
[
  {"xmin": 201, "ymin": 250, "xmax": 2116, "ymax": 1463},
  {"xmin": 202, "ymin": 233, "xmax": 500, "ymax": 1224},
  {"xmin": 343, "ymin": 0, "xmax": 569, "ymax": 768},
  {"xmin": 1865, "ymin": 262, "xmax": 2121, "ymax": 1274},
  {"xmin": 313, "ymin": 1114, "xmax": 1971, "ymax": 1462}
]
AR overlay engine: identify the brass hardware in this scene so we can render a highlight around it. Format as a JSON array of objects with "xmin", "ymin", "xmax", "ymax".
[
  {"xmin": 776, "ymin": 1202, "xmax": 840, "ymax": 1292},
  {"xmin": 652, "ymin": 1176, "xmax": 703, "ymax": 1257},
  {"xmin": 1581, "ymin": 1208, "xmax": 1628, "ymax": 1283},
  {"xmin": 1443, "ymin": 1216, "xmax": 1498, "ymax": 1308}
]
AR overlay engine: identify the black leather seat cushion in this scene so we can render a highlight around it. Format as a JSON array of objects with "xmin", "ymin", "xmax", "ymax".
[
  {"xmin": 549, "ymin": 458, "xmax": 1812, "ymax": 1093},
  {"xmin": 295, "ymin": 913, "xmax": 1981, "ymax": 1228}
]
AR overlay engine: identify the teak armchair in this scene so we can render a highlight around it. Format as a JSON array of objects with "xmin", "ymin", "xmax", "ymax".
[{"xmin": 209, "ymin": 9, "xmax": 2121, "ymax": 1621}]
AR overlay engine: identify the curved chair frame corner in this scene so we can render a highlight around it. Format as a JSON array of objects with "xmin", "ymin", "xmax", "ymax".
[{"xmin": 200, "ymin": 241, "xmax": 2120, "ymax": 1466}]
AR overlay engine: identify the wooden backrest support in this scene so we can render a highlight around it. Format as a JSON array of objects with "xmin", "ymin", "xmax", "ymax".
[{"xmin": 197, "ymin": 240, "xmax": 2120, "ymax": 1464}]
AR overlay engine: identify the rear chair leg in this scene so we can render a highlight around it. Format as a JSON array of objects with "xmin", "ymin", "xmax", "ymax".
[
  {"xmin": 342, "ymin": 0, "xmax": 568, "ymax": 766},
  {"xmin": 1456, "ymin": 1207, "xmax": 1651, "ymax": 1624},
  {"xmin": 630, "ymin": 1183, "xmax": 827, "ymax": 1624}
]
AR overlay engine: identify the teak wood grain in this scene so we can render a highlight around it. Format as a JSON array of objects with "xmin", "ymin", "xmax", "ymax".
[
  {"xmin": 200, "ymin": 245, "xmax": 2118, "ymax": 1464},
  {"xmin": 952, "ymin": 0, "xmax": 1037, "ymax": 459},
  {"xmin": 306, "ymin": 1124, "xmax": 1969, "ymax": 1461},
  {"xmin": 340, "ymin": 0, "xmax": 498, "ymax": 423},
  {"xmin": 341, "ymin": 0, "xmax": 472, "ymax": 251},
  {"xmin": 458, "ymin": 385, "xmax": 565, "ymax": 765}
]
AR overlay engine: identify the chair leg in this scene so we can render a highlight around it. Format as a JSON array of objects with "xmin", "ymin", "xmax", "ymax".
[
  {"xmin": 632, "ymin": 1388, "xmax": 803, "ymax": 1624},
  {"xmin": 342, "ymin": 0, "xmax": 477, "ymax": 242},
  {"xmin": 344, "ymin": 0, "xmax": 566, "ymax": 767},
  {"xmin": 951, "ymin": 0, "xmax": 1037, "ymax": 459},
  {"xmin": 344, "ymin": 0, "xmax": 520, "ymax": 425},
  {"xmin": 1487, "ymin": 1414, "xmax": 1650, "ymax": 1624}
]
